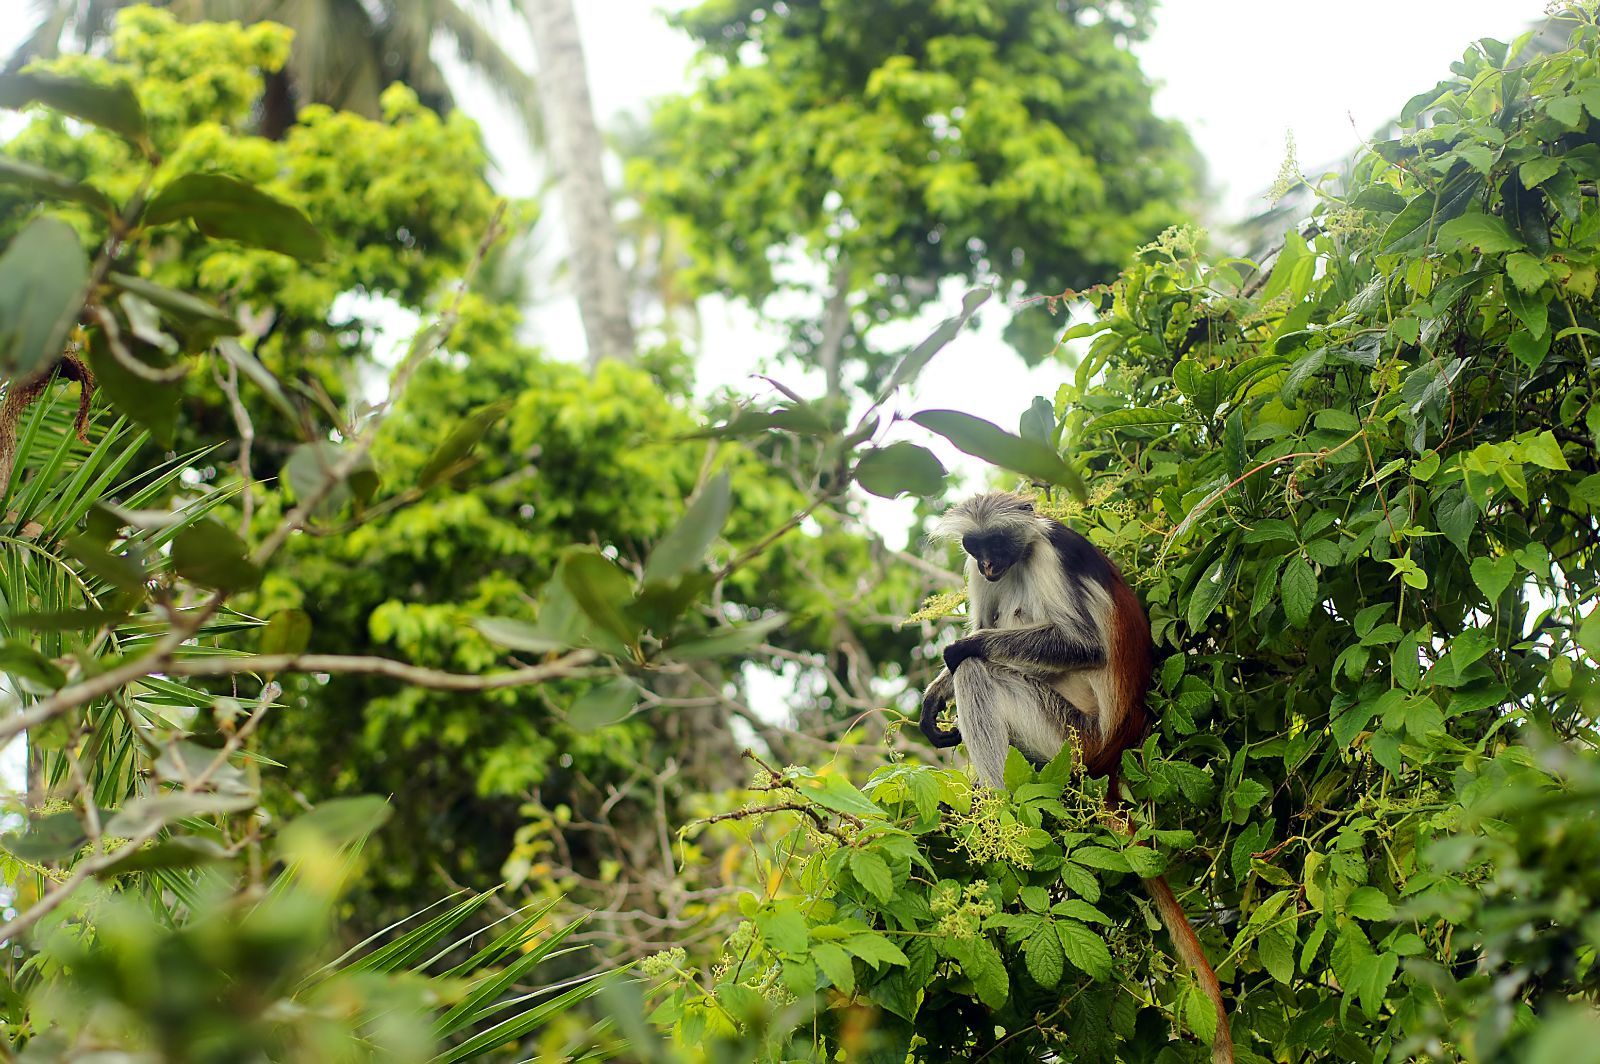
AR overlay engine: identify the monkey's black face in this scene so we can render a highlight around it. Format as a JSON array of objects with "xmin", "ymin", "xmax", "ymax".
[{"xmin": 962, "ymin": 531, "xmax": 1027, "ymax": 581}]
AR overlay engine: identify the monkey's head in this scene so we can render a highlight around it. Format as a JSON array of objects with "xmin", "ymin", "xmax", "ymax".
[{"xmin": 933, "ymin": 491, "xmax": 1043, "ymax": 581}]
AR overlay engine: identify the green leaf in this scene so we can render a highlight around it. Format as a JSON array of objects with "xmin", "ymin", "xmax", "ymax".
[
  {"xmin": 285, "ymin": 441, "xmax": 378, "ymax": 518},
  {"xmin": 811, "ymin": 941, "xmax": 856, "ymax": 996},
  {"xmin": 1281, "ymin": 555, "xmax": 1318, "ymax": 628},
  {"xmin": 1183, "ymin": 983, "xmax": 1220, "ymax": 1044},
  {"xmin": 260, "ymin": 609, "xmax": 312, "ymax": 656},
  {"xmin": 1508, "ymin": 329, "xmax": 1551, "ymax": 371},
  {"xmin": 1259, "ymin": 919, "xmax": 1298, "ymax": 983},
  {"xmin": 0, "ymin": 217, "xmax": 88, "ymax": 380},
  {"xmin": 801, "ymin": 774, "xmax": 886, "ymax": 819},
  {"xmin": 910, "ymin": 409, "xmax": 1085, "ymax": 496},
  {"xmin": 281, "ymin": 795, "xmax": 392, "ymax": 848},
  {"xmin": 105, "ymin": 791, "xmax": 257, "ymax": 835},
  {"xmin": 688, "ymin": 402, "xmax": 832, "ymax": 439},
  {"xmin": 1186, "ymin": 545, "xmax": 1239, "ymax": 631},
  {"xmin": 1436, "ymin": 212, "xmax": 1523, "ymax": 255},
  {"xmin": 559, "ymin": 548, "xmax": 641, "ymax": 648},
  {"xmin": 566, "ymin": 679, "xmax": 638, "ymax": 731},
  {"xmin": 143, "ymin": 173, "xmax": 326, "ymax": 261},
  {"xmin": 849, "ymin": 850, "xmax": 895, "ymax": 902},
  {"xmin": 0, "ymin": 156, "xmax": 113, "ymax": 214},
  {"xmin": 107, "ymin": 272, "xmax": 239, "ymax": 341},
  {"xmin": 854, "ymin": 442, "xmax": 947, "ymax": 499},
  {"xmin": 758, "ymin": 904, "xmax": 809, "ymax": 954},
  {"xmin": 1505, "ymin": 283, "xmax": 1549, "ymax": 338},
  {"xmin": 948, "ymin": 935, "xmax": 1009, "ymax": 1008},
  {"xmin": 1, "ymin": 811, "xmax": 86, "ymax": 861},
  {"xmin": 0, "ymin": 641, "xmax": 68, "ymax": 689},
  {"xmin": 1024, "ymin": 925, "xmax": 1065, "ymax": 987},
  {"xmin": 94, "ymin": 836, "xmax": 231, "ymax": 877},
  {"xmin": 841, "ymin": 932, "xmax": 909, "ymax": 969},
  {"xmin": 1470, "ymin": 556, "xmax": 1516, "ymax": 603},
  {"xmin": 1518, "ymin": 430, "xmax": 1569, "ymax": 471},
  {"xmin": 473, "ymin": 616, "xmax": 571, "ymax": 654},
  {"xmin": 885, "ymin": 287, "xmax": 991, "ymax": 394},
  {"xmin": 1057, "ymin": 920, "xmax": 1113, "ymax": 979},
  {"xmin": 0, "ymin": 71, "xmax": 147, "ymax": 144},
  {"xmin": 417, "ymin": 399, "xmax": 514, "ymax": 489},
  {"xmin": 171, "ymin": 519, "xmax": 262, "ymax": 593},
  {"xmin": 1505, "ymin": 252, "xmax": 1549, "ymax": 292},
  {"xmin": 1019, "ymin": 395, "xmax": 1056, "ymax": 444},
  {"xmin": 663, "ymin": 612, "xmax": 788, "ymax": 660},
  {"xmin": 1519, "ymin": 157, "xmax": 1561, "ymax": 188},
  {"xmin": 643, "ymin": 472, "xmax": 732, "ymax": 584},
  {"xmin": 1346, "ymin": 886, "xmax": 1396, "ymax": 921}
]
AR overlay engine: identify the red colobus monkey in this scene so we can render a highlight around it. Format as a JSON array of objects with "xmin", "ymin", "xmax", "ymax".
[{"xmin": 919, "ymin": 491, "xmax": 1233, "ymax": 1064}]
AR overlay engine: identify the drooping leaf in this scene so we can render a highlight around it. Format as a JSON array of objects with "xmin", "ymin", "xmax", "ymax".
[
  {"xmin": 854, "ymin": 442, "xmax": 947, "ymax": 499},
  {"xmin": 0, "ymin": 70, "xmax": 147, "ymax": 144},
  {"xmin": 643, "ymin": 472, "xmax": 732, "ymax": 584},
  {"xmin": 911, "ymin": 409, "xmax": 1084, "ymax": 496},
  {"xmin": 884, "ymin": 287, "xmax": 991, "ymax": 394},
  {"xmin": 0, "ymin": 217, "xmax": 88, "ymax": 380},
  {"xmin": 0, "ymin": 156, "xmax": 113, "ymax": 215},
  {"xmin": 143, "ymin": 173, "xmax": 326, "ymax": 261}
]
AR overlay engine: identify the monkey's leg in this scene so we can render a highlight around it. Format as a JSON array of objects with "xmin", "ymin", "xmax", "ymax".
[{"xmin": 953, "ymin": 660, "xmax": 1091, "ymax": 786}]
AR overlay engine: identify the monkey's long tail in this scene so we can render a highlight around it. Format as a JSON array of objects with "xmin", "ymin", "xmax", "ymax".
[{"xmin": 1142, "ymin": 874, "xmax": 1233, "ymax": 1064}]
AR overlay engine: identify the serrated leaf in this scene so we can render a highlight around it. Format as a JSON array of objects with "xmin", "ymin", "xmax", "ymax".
[
  {"xmin": 1281, "ymin": 554, "xmax": 1317, "ymax": 627},
  {"xmin": 911, "ymin": 409, "xmax": 1084, "ymax": 496},
  {"xmin": 1345, "ymin": 886, "xmax": 1396, "ymax": 921},
  {"xmin": 841, "ymin": 933, "xmax": 909, "ymax": 969},
  {"xmin": 854, "ymin": 442, "xmax": 947, "ymax": 499},
  {"xmin": 1259, "ymin": 918, "xmax": 1298, "ymax": 983},
  {"xmin": 1057, "ymin": 920, "xmax": 1113, "ymax": 979},
  {"xmin": 849, "ymin": 850, "xmax": 895, "ymax": 902},
  {"xmin": 811, "ymin": 941, "xmax": 856, "ymax": 996},
  {"xmin": 1024, "ymin": 925, "xmax": 1064, "ymax": 987},
  {"xmin": 143, "ymin": 173, "xmax": 326, "ymax": 261},
  {"xmin": 758, "ymin": 904, "xmax": 809, "ymax": 955},
  {"xmin": 1436, "ymin": 212, "xmax": 1523, "ymax": 254}
]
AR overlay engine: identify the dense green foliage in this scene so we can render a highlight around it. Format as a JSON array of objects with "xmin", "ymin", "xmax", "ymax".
[
  {"xmin": 6, "ymin": 3, "xmax": 1600, "ymax": 1062},
  {"xmin": 639, "ymin": 15, "xmax": 1600, "ymax": 1063},
  {"xmin": 633, "ymin": 0, "xmax": 1201, "ymax": 378}
]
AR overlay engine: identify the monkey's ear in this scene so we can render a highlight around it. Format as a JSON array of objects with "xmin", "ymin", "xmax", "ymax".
[{"xmin": 1019, "ymin": 501, "xmax": 1034, "ymax": 512}]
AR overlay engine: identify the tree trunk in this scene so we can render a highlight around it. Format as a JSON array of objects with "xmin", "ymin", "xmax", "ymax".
[
  {"xmin": 817, "ymin": 256, "xmax": 851, "ymax": 401},
  {"xmin": 521, "ymin": 0, "xmax": 636, "ymax": 369}
]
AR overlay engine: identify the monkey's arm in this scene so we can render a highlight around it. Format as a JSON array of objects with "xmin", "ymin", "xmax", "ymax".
[
  {"xmin": 943, "ymin": 624, "xmax": 1105, "ymax": 676},
  {"xmin": 919, "ymin": 668, "xmax": 960, "ymax": 747}
]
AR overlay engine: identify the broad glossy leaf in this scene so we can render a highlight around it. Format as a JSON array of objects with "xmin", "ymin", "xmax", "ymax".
[
  {"xmin": 473, "ymin": 616, "xmax": 571, "ymax": 654},
  {"xmin": 558, "ymin": 547, "xmax": 640, "ymax": 648},
  {"xmin": 171, "ymin": 519, "xmax": 262, "ymax": 593},
  {"xmin": 1436, "ymin": 212, "xmax": 1523, "ymax": 255},
  {"xmin": 143, "ymin": 173, "xmax": 326, "ymax": 261},
  {"xmin": 663, "ymin": 612, "xmax": 787, "ymax": 660},
  {"xmin": 1, "ymin": 811, "xmax": 85, "ymax": 861},
  {"xmin": 565, "ymin": 680, "xmax": 638, "ymax": 731},
  {"xmin": 0, "ymin": 217, "xmax": 87, "ymax": 379},
  {"xmin": 643, "ymin": 471, "xmax": 731, "ymax": 584},
  {"xmin": 0, "ymin": 70, "xmax": 147, "ymax": 144},
  {"xmin": 106, "ymin": 791, "xmax": 257, "ymax": 835},
  {"xmin": 281, "ymin": 795, "xmax": 392, "ymax": 847},
  {"xmin": 911, "ymin": 409, "xmax": 1084, "ymax": 496},
  {"xmin": 107, "ymin": 272, "xmax": 239, "ymax": 342},
  {"xmin": 0, "ymin": 156, "xmax": 112, "ymax": 214},
  {"xmin": 854, "ymin": 442, "xmax": 946, "ymax": 499},
  {"xmin": 0, "ymin": 641, "xmax": 67, "ymax": 689}
]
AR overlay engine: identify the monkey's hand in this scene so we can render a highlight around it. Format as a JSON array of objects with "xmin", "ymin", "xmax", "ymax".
[
  {"xmin": 943, "ymin": 635, "xmax": 984, "ymax": 673},
  {"xmin": 919, "ymin": 668, "xmax": 960, "ymax": 747}
]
